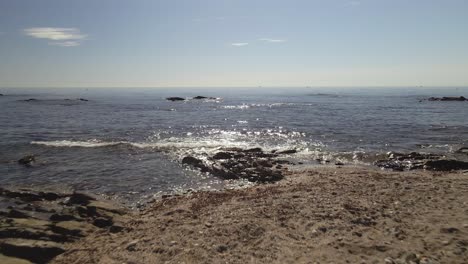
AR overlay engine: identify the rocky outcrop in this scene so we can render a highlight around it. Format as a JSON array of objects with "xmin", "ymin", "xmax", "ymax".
[
  {"xmin": 375, "ymin": 152, "xmax": 468, "ymax": 171},
  {"xmin": 193, "ymin": 96, "xmax": 217, "ymax": 100},
  {"xmin": 181, "ymin": 148, "xmax": 296, "ymax": 183},
  {"xmin": 17, "ymin": 155, "xmax": 36, "ymax": 167},
  {"xmin": 428, "ymin": 96, "xmax": 467, "ymax": 101},
  {"xmin": 0, "ymin": 188, "xmax": 127, "ymax": 263},
  {"xmin": 166, "ymin": 97, "xmax": 185, "ymax": 101}
]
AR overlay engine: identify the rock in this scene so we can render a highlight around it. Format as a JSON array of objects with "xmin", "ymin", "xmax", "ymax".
[
  {"xmin": 166, "ymin": 97, "xmax": 185, "ymax": 101},
  {"xmin": 78, "ymin": 98, "xmax": 88, "ymax": 102},
  {"xmin": 213, "ymin": 152, "xmax": 233, "ymax": 160},
  {"xmin": 109, "ymin": 224, "xmax": 124, "ymax": 233},
  {"xmin": 49, "ymin": 213, "xmax": 77, "ymax": 222},
  {"xmin": 0, "ymin": 254, "xmax": 33, "ymax": 264},
  {"xmin": 17, "ymin": 155, "xmax": 36, "ymax": 166},
  {"xmin": 7, "ymin": 209, "xmax": 30, "ymax": 219},
  {"xmin": 193, "ymin": 96, "xmax": 207, "ymax": 99},
  {"xmin": 216, "ymin": 245, "xmax": 228, "ymax": 253},
  {"xmin": 66, "ymin": 192, "xmax": 96, "ymax": 206},
  {"xmin": 440, "ymin": 227, "xmax": 460, "ymax": 233},
  {"xmin": 456, "ymin": 147, "xmax": 468, "ymax": 154},
  {"xmin": 428, "ymin": 96, "xmax": 467, "ymax": 101},
  {"xmin": 277, "ymin": 149, "xmax": 297, "ymax": 154},
  {"xmin": 92, "ymin": 217, "xmax": 113, "ymax": 228},
  {"xmin": 22, "ymin": 99, "xmax": 38, "ymax": 102},
  {"xmin": 126, "ymin": 240, "xmax": 139, "ymax": 251},
  {"xmin": 0, "ymin": 238, "xmax": 65, "ymax": 264},
  {"xmin": 37, "ymin": 192, "xmax": 60, "ymax": 201},
  {"xmin": 182, "ymin": 156, "xmax": 209, "ymax": 172},
  {"xmin": 424, "ymin": 160, "xmax": 468, "ymax": 171},
  {"xmin": 244, "ymin": 147, "xmax": 263, "ymax": 153}
]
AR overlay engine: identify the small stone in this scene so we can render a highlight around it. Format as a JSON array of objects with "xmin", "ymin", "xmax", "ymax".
[
  {"xmin": 216, "ymin": 245, "xmax": 228, "ymax": 253},
  {"xmin": 384, "ymin": 257, "xmax": 395, "ymax": 264},
  {"xmin": 170, "ymin": 241, "xmax": 177, "ymax": 246},
  {"xmin": 205, "ymin": 222, "xmax": 213, "ymax": 228},
  {"xmin": 126, "ymin": 240, "xmax": 139, "ymax": 251}
]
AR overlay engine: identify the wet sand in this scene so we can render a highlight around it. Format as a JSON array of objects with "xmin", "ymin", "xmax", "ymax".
[{"xmin": 51, "ymin": 166, "xmax": 468, "ymax": 264}]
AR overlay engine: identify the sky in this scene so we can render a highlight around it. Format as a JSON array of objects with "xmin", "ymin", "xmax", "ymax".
[{"xmin": 1, "ymin": 0, "xmax": 468, "ymax": 88}]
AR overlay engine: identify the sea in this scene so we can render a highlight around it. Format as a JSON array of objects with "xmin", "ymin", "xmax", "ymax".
[{"xmin": 1, "ymin": 87, "xmax": 467, "ymax": 206}]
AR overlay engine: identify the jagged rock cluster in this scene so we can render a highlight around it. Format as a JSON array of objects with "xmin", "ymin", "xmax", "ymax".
[
  {"xmin": 428, "ymin": 96, "xmax": 467, "ymax": 101},
  {"xmin": 182, "ymin": 147, "xmax": 297, "ymax": 183},
  {"xmin": 375, "ymin": 151, "xmax": 468, "ymax": 171},
  {"xmin": 0, "ymin": 188, "xmax": 126, "ymax": 263}
]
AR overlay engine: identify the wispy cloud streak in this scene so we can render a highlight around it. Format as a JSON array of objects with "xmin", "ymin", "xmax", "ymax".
[
  {"xmin": 231, "ymin": 42, "xmax": 249, "ymax": 46},
  {"xmin": 23, "ymin": 27, "xmax": 87, "ymax": 47},
  {"xmin": 259, "ymin": 38, "xmax": 286, "ymax": 43}
]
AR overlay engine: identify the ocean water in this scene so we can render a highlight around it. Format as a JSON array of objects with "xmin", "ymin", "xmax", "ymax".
[{"xmin": 1, "ymin": 87, "xmax": 467, "ymax": 205}]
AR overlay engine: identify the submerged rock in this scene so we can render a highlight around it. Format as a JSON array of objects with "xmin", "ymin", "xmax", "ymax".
[
  {"xmin": 18, "ymin": 155, "xmax": 36, "ymax": 166},
  {"xmin": 166, "ymin": 97, "xmax": 185, "ymax": 101}
]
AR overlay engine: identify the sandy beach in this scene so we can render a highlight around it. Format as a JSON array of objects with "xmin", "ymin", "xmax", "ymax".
[{"xmin": 45, "ymin": 166, "xmax": 468, "ymax": 264}]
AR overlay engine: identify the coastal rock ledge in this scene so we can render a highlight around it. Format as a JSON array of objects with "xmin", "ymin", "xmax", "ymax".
[
  {"xmin": 0, "ymin": 188, "xmax": 127, "ymax": 264},
  {"xmin": 181, "ymin": 147, "xmax": 296, "ymax": 183}
]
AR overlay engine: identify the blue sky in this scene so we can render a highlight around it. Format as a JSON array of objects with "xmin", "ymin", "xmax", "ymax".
[{"xmin": 1, "ymin": 0, "xmax": 468, "ymax": 87}]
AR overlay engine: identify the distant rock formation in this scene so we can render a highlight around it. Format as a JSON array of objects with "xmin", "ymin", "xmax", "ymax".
[{"xmin": 428, "ymin": 96, "xmax": 467, "ymax": 101}]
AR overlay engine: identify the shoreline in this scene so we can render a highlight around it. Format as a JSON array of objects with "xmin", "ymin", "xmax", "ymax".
[{"xmin": 5, "ymin": 165, "xmax": 462, "ymax": 263}]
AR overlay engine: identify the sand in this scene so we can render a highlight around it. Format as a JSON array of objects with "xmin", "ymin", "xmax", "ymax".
[{"xmin": 52, "ymin": 166, "xmax": 468, "ymax": 264}]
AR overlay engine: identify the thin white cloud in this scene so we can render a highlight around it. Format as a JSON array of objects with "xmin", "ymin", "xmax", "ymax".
[
  {"xmin": 23, "ymin": 27, "xmax": 87, "ymax": 46},
  {"xmin": 259, "ymin": 38, "xmax": 286, "ymax": 43},
  {"xmin": 49, "ymin": 41, "xmax": 81, "ymax": 47},
  {"xmin": 231, "ymin": 42, "xmax": 249, "ymax": 46}
]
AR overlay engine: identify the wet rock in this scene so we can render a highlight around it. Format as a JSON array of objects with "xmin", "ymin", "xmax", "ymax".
[
  {"xmin": 277, "ymin": 149, "xmax": 297, "ymax": 154},
  {"xmin": 7, "ymin": 210, "xmax": 30, "ymax": 219},
  {"xmin": 182, "ymin": 156, "xmax": 209, "ymax": 172},
  {"xmin": 109, "ymin": 224, "xmax": 124, "ymax": 233},
  {"xmin": 66, "ymin": 192, "xmax": 96, "ymax": 206},
  {"xmin": 78, "ymin": 98, "xmax": 88, "ymax": 102},
  {"xmin": 0, "ymin": 238, "xmax": 65, "ymax": 264},
  {"xmin": 428, "ymin": 96, "xmax": 467, "ymax": 101},
  {"xmin": 37, "ymin": 192, "xmax": 60, "ymax": 201},
  {"xmin": 22, "ymin": 99, "xmax": 38, "ymax": 102},
  {"xmin": 166, "ymin": 97, "xmax": 185, "ymax": 101},
  {"xmin": 455, "ymin": 147, "xmax": 468, "ymax": 155},
  {"xmin": 17, "ymin": 155, "xmax": 36, "ymax": 166},
  {"xmin": 213, "ymin": 152, "xmax": 233, "ymax": 160},
  {"xmin": 92, "ymin": 217, "xmax": 113, "ymax": 228},
  {"xmin": 244, "ymin": 147, "xmax": 263, "ymax": 153},
  {"xmin": 424, "ymin": 160, "xmax": 468, "ymax": 171}
]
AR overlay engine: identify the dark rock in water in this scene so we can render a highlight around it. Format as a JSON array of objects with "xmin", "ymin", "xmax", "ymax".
[
  {"xmin": 0, "ymin": 238, "xmax": 65, "ymax": 264},
  {"xmin": 22, "ymin": 98, "xmax": 38, "ymax": 102},
  {"xmin": 277, "ymin": 149, "xmax": 297, "ymax": 154},
  {"xmin": 375, "ymin": 152, "xmax": 442, "ymax": 171},
  {"xmin": 18, "ymin": 155, "xmax": 36, "ymax": 166},
  {"xmin": 193, "ymin": 96, "xmax": 217, "ymax": 100},
  {"xmin": 428, "ymin": 96, "xmax": 467, "ymax": 101},
  {"xmin": 213, "ymin": 152, "xmax": 233, "ymax": 160},
  {"xmin": 0, "ymin": 94, "xmax": 3, "ymax": 96},
  {"xmin": 424, "ymin": 160, "xmax": 468, "ymax": 171},
  {"xmin": 166, "ymin": 97, "xmax": 185, "ymax": 101},
  {"xmin": 244, "ymin": 147, "xmax": 263, "ymax": 153},
  {"xmin": 66, "ymin": 192, "xmax": 96, "ymax": 206},
  {"xmin": 38, "ymin": 192, "xmax": 60, "ymax": 201},
  {"xmin": 78, "ymin": 98, "xmax": 88, "ymax": 102},
  {"xmin": 182, "ymin": 156, "xmax": 209, "ymax": 172}
]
